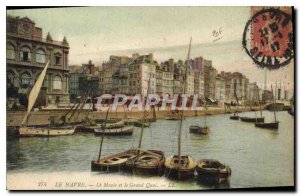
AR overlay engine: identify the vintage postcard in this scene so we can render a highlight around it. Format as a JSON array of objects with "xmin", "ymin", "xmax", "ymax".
[{"xmin": 6, "ymin": 6, "xmax": 294, "ymax": 190}]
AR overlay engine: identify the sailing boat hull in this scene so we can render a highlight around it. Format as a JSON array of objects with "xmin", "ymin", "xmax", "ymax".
[
  {"xmin": 196, "ymin": 159, "xmax": 231, "ymax": 184},
  {"xmin": 127, "ymin": 150, "xmax": 165, "ymax": 175},
  {"xmin": 189, "ymin": 125, "xmax": 209, "ymax": 135},
  {"xmin": 255, "ymin": 121, "xmax": 279, "ymax": 129},
  {"xmin": 18, "ymin": 126, "xmax": 75, "ymax": 137},
  {"xmin": 240, "ymin": 117, "xmax": 264, "ymax": 123},
  {"xmin": 164, "ymin": 155, "xmax": 196, "ymax": 179},
  {"xmin": 94, "ymin": 126, "xmax": 134, "ymax": 136},
  {"xmin": 91, "ymin": 149, "xmax": 137, "ymax": 172},
  {"xmin": 230, "ymin": 116, "xmax": 239, "ymax": 120}
]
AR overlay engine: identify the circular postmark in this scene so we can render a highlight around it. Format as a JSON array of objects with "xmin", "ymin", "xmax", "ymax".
[{"xmin": 242, "ymin": 8, "xmax": 294, "ymax": 70}]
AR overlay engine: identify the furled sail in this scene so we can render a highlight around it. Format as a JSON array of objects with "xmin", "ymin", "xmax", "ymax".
[{"xmin": 21, "ymin": 60, "xmax": 50, "ymax": 125}]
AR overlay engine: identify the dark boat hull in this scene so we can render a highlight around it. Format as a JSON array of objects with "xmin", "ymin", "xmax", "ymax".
[
  {"xmin": 91, "ymin": 149, "xmax": 137, "ymax": 172},
  {"xmin": 75, "ymin": 125, "xmax": 95, "ymax": 133},
  {"xmin": 164, "ymin": 155, "xmax": 197, "ymax": 180},
  {"xmin": 196, "ymin": 159, "xmax": 231, "ymax": 184},
  {"xmin": 91, "ymin": 160, "xmax": 127, "ymax": 172},
  {"xmin": 229, "ymin": 116, "xmax": 239, "ymax": 120},
  {"xmin": 164, "ymin": 167, "xmax": 195, "ymax": 179},
  {"xmin": 127, "ymin": 150, "xmax": 165, "ymax": 175},
  {"xmin": 189, "ymin": 126, "xmax": 209, "ymax": 135},
  {"xmin": 94, "ymin": 126, "xmax": 133, "ymax": 136},
  {"xmin": 240, "ymin": 117, "xmax": 264, "ymax": 123},
  {"xmin": 255, "ymin": 122, "xmax": 279, "ymax": 129}
]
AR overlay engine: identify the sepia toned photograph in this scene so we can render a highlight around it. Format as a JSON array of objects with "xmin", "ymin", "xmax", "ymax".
[{"xmin": 6, "ymin": 6, "xmax": 294, "ymax": 190}]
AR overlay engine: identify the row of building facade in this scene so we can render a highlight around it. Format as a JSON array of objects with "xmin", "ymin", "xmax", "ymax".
[
  {"xmin": 98, "ymin": 53, "xmax": 261, "ymax": 103},
  {"xmin": 6, "ymin": 15, "xmax": 273, "ymax": 109}
]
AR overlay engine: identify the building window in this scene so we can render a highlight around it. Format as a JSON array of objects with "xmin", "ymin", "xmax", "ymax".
[
  {"xmin": 53, "ymin": 76, "xmax": 62, "ymax": 90},
  {"xmin": 36, "ymin": 49, "xmax": 46, "ymax": 63},
  {"xmin": 7, "ymin": 44, "xmax": 16, "ymax": 60},
  {"xmin": 7, "ymin": 71, "xmax": 15, "ymax": 87},
  {"xmin": 21, "ymin": 72, "xmax": 32, "ymax": 85},
  {"xmin": 54, "ymin": 53, "xmax": 62, "ymax": 65},
  {"xmin": 20, "ymin": 46, "xmax": 31, "ymax": 62}
]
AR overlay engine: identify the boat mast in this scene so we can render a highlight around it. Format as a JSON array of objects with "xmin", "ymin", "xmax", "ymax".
[
  {"xmin": 137, "ymin": 77, "xmax": 151, "ymax": 151},
  {"xmin": 97, "ymin": 107, "xmax": 110, "ymax": 161},
  {"xmin": 271, "ymin": 85, "xmax": 277, "ymax": 122},
  {"xmin": 258, "ymin": 89, "xmax": 262, "ymax": 118},
  {"xmin": 178, "ymin": 37, "xmax": 192, "ymax": 164}
]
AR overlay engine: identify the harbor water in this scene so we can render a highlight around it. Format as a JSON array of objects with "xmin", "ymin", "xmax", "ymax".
[{"xmin": 7, "ymin": 110, "xmax": 294, "ymax": 189}]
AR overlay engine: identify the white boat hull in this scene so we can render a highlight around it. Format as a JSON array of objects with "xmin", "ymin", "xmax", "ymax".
[{"xmin": 18, "ymin": 126, "xmax": 75, "ymax": 137}]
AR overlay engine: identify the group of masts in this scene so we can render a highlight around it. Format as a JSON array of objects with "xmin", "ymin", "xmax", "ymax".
[{"xmin": 229, "ymin": 77, "xmax": 279, "ymax": 130}]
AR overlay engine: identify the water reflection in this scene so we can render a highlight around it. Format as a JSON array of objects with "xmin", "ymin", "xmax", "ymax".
[{"xmin": 6, "ymin": 111, "xmax": 294, "ymax": 189}]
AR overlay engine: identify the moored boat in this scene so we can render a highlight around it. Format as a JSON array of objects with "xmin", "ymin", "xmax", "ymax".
[
  {"xmin": 165, "ymin": 115, "xmax": 180, "ymax": 120},
  {"xmin": 94, "ymin": 125, "xmax": 134, "ymax": 136},
  {"xmin": 196, "ymin": 159, "xmax": 231, "ymax": 183},
  {"xmin": 18, "ymin": 126, "xmax": 75, "ymax": 137},
  {"xmin": 229, "ymin": 115, "xmax": 239, "ymax": 120},
  {"xmin": 164, "ymin": 155, "xmax": 197, "ymax": 179},
  {"xmin": 106, "ymin": 120, "xmax": 125, "ymax": 129},
  {"xmin": 165, "ymin": 37, "xmax": 197, "ymax": 180},
  {"xmin": 255, "ymin": 121, "xmax": 279, "ymax": 129},
  {"xmin": 18, "ymin": 60, "xmax": 76, "ymax": 137},
  {"xmin": 126, "ymin": 149, "xmax": 165, "ymax": 175},
  {"xmin": 91, "ymin": 149, "xmax": 138, "ymax": 171},
  {"xmin": 133, "ymin": 120, "xmax": 150, "ymax": 127},
  {"xmin": 189, "ymin": 125, "xmax": 209, "ymax": 135},
  {"xmin": 240, "ymin": 117, "xmax": 264, "ymax": 123}
]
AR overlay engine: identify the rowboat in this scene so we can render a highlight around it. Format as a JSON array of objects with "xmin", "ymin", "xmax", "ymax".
[
  {"xmin": 164, "ymin": 155, "xmax": 197, "ymax": 179},
  {"xmin": 94, "ymin": 125, "xmax": 134, "ymax": 136},
  {"xmin": 126, "ymin": 149, "xmax": 165, "ymax": 175},
  {"xmin": 91, "ymin": 149, "xmax": 138, "ymax": 172},
  {"xmin": 196, "ymin": 159, "xmax": 231, "ymax": 184},
  {"xmin": 189, "ymin": 125, "xmax": 209, "ymax": 135}
]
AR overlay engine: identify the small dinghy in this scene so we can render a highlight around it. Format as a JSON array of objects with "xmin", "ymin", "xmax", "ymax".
[
  {"xmin": 126, "ymin": 150, "xmax": 165, "ymax": 175},
  {"xmin": 196, "ymin": 159, "xmax": 231, "ymax": 183},
  {"xmin": 94, "ymin": 125, "xmax": 134, "ymax": 136},
  {"xmin": 91, "ymin": 149, "xmax": 137, "ymax": 171},
  {"xmin": 189, "ymin": 125, "xmax": 209, "ymax": 135},
  {"xmin": 164, "ymin": 155, "xmax": 197, "ymax": 179}
]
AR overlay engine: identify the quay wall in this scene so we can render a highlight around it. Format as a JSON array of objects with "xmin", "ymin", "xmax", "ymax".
[{"xmin": 6, "ymin": 106, "xmax": 261, "ymax": 127}]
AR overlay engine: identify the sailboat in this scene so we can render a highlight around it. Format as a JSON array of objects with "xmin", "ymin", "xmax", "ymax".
[
  {"xmin": 164, "ymin": 37, "xmax": 197, "ymax": 179},
  {"xmin": 18, "ymin": 61, "xmax": 75, "ymax": 137},
  {"xmin": 240, "ymin": 88, "xmax": 264, "ymax": 123},
  {"xmin": 196, "ymin": 159, "xmax": 231, "ymax": 184},
  {"xmin": 255, "ymin": 84, "xmax": 279, "ymax": 129},
  {"xmin": 91, "ymin": 108, "xmax": 137, "ymax": 172},
  {"xmin": 126, "ymin": 78, "xmax": 165, "ymax": 175},
  {"xmin": 189, "ymin": 101, "xmax": 210, "ymax": 134}
]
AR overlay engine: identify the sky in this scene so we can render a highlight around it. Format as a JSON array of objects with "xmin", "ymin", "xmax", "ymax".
[{"xmin": 7, "ymin": 7, "xmax": 294, "ymax": 93}]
